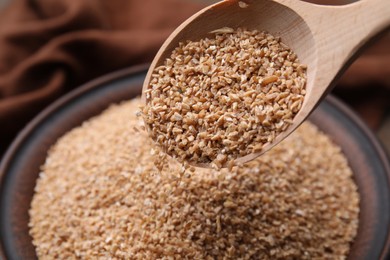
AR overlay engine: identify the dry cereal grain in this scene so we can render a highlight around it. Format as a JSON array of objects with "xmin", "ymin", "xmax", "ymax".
[
  {"xmin": 142, "ymin": 28, "xmax": 307, "ymax": 168},
  {"xmin": 238, "ymin": 1, "xmax": 249, "ymax": 8},
  {"xmin": 29, "ymin": 98, "xmax": 359, "ymax": 260}
]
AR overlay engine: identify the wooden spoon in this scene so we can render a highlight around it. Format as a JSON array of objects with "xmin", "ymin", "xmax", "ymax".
[{"xmin": 142, "ymin": 0, "xmax": 390, "ymax": 166}]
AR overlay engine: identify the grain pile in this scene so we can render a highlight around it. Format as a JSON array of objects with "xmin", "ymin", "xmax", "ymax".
[
  {"xmin": 29, "ymin": 98, "xmax": 359, "ymax": 259},
  {"xmin": 142, "ymin": 28, "xmax": 307, "ymax": 167}
]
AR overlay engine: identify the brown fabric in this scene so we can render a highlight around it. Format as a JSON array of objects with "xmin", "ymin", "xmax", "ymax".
[
  {"xmin": 0, "ymin": 0, "xmax": 204, "ymax": 156},
  {"xmin": 0, "ymin": 0, "xmax": 389, "ymax": 157}
]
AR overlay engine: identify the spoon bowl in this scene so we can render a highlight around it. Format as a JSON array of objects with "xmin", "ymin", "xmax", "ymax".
[{"xmin": 143, "ymin": 0, "xmax": 390, "ymax": 166}]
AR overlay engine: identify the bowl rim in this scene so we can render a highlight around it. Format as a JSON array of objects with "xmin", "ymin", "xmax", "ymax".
[{"xmin": 1, "ymin": 64, "xmax": 389, "ymax": 259}]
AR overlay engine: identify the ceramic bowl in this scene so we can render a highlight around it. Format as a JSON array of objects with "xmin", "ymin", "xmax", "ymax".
[{"xmin": 1, "ymin": 65, "xmax": 389, "ymax": 259}]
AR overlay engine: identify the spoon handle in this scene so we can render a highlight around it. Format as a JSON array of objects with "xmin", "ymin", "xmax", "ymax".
[{"xmin": 310, "ymin": 0, "xmax": 389, "ymax": 83}]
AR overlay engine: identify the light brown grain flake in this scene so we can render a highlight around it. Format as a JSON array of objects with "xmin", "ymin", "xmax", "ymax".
[
  {"xmin": 238, "ymin": 1, "xmax": 249, "ymax": 8},
  {"xmin": 29, "ymin": 98, "xmax": 359, "ymax": 260},
  {"xmin": 143, "ymin": 28, "xmax": 307, "ymax": 167},
  {"xmin": 209, "ymin": 27, "xmax": 235, "ymax": 34}
]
